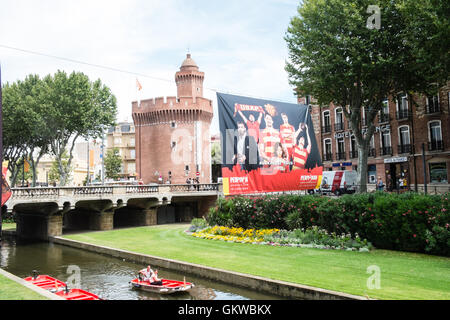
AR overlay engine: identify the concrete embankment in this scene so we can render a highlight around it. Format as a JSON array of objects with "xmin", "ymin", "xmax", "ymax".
[
  {"xmin": 51, "ymin": 236, "xmax": 368, "ymax": 300},
  {"xmin": 0, "ymin": 268, "xmax": 65, "ymax": 300}
]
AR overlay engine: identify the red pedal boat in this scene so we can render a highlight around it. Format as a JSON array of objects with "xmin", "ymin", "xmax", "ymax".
[
  {"xmin": 24, "ymin": 271, "xmax": 101, "ymax": 300},
  {"xmin": 130, "ymin": 277, "xmax": 194, "ymax": 294},
  {"xmin": 55, "ymin": 288, "xmax": 101, "ymax": 300}
]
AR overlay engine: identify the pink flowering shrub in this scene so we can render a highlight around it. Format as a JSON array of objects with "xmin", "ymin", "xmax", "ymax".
[{"xmin": 207, "ymin": 192, "xmax": 450, "ymax": 256}]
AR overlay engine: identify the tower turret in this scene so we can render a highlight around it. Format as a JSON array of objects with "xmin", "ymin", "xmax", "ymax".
[{"xmin": 175, "ymin": 54, "xmax": 204, "ymax": 99}]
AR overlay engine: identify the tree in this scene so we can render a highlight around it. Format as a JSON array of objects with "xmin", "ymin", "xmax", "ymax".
[
  {"xmin": 2, "ymin": 75, "xmax": 52, "ymax": 187},
  {"xmin": 48, "ymin": 151, "xmax": 72, "ymax": 185},
  {"xmin": 41, "ymin": 70, "xmax": 117, "ymax": 185},
  {"xmin": 285, "ymin": 0, "xmax": 449, "ymax": 192},
  {"xmin": 104, "ymin": 148, "xmax": 122, "ymax": 180}
]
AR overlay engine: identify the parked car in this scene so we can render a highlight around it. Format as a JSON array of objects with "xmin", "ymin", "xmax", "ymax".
[{"xmin": 319, "ymin": 170, "xmax": 357, "ymax": 196}]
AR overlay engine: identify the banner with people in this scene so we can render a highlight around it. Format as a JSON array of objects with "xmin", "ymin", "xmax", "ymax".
[{"xmin": 217, "ymin": 92, "xmax": 323, "ymax": 196}]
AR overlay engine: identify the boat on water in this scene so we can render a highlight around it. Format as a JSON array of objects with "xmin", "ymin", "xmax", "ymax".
[
  {"xmin": 24, "ymin": 272, "xmax": 101, "ymax": 300},
  {"xmin": 130, "ymin": 277, "xmax": 194, "ymax": 294}
]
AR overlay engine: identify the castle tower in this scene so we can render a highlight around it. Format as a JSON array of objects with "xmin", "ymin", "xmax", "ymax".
[
  {"xmin": 175, "ymin": 54, "xmax": 204, "ymax": 99},
  {"xmin": 132, "ymin": 54, "xmax": 213, "ymax": 184}
]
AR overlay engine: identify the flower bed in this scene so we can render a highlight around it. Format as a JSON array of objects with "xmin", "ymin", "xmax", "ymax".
[
  {"xmin": 206, "ymin": 192, "xmax": 450, "ymax": 256},
  {"xmin": 191, "ymin": 226, "xmax": 280, "ymax": 244},
  {"xmin": 189, "ymin": 225, "xmax": 372, "ymax": 251}
]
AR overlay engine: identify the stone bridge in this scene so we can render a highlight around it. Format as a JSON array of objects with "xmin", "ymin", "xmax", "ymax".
[{"xmin": 4, "ymin": 183, "xmax": 221, "ymax": 240}]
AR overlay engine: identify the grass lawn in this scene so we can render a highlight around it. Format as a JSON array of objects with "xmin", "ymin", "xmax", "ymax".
[
  {"xmin": 63, "ymin": 224, "xmax": 450, "ymax": 300},
  {"xmin": 0, "ymin": 274, "xmax": 49, "ymax": 300},
  {"xmin": 1, "ymin": 223, "xmax": 16, "ymax": 230}
]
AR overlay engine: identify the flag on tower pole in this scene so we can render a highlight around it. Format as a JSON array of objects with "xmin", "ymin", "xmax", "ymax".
[
  {"xmin": 136, "ymin": 78, "xmax": 143, "ymax": 107},
  {"xmin": 136, "ymin": 78, "xmax": 142, "ymax": 91}
]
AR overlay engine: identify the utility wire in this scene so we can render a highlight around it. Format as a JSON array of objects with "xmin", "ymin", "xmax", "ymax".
[{"xmin": 0, "ymin": 44, "xmax": 298, "ymax": 104}]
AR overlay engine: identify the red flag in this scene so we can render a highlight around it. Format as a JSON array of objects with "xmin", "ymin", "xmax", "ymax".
[
  {"xmin": 2, "ymin": 166, "xmax": 12, "ymax": 206},
  {"xmin": 136, "ymin": 78, "xmax": 142, "ymax": 91}
]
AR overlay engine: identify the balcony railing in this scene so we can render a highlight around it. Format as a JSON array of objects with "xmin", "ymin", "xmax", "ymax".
[
  {"xmin": 398, "ymin": 144, "xmax": 412, "ymax": 154},
  {"xmin": 322, "ymin": 153, "xmax": 333, "ymax": 161},
  {"xmin": 396, "ymin": 109, "xmax": 410, "ymax": 120},
  {"xmin": 334, "ymin": 122, "xmax": 345, "ymax": 131},
  {"xmin": 428, "ymin": 140, "xmax": 444, "ymax": 151},
  {"xmin": 350, "ymin": 150, "xmax": 358, "ymax": 158},
  {"xmin": 336, "ymin": 152, "xmax": 346, "ymax": 160},
  {"xmin": 368, "ymin": 148, "xmax": 376, "ymax": 157},
  {"xmin": 380, "ymin": 146, "xmax": 393, "ymax": 156},
  {"xmin": 321, "ymin": 124, "xmax": 332, "ymax": 133}
]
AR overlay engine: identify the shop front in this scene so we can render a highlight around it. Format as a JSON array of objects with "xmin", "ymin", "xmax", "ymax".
[{"xmin": 383, "ymin": 156, "xmax": 410, "ymax": 191}]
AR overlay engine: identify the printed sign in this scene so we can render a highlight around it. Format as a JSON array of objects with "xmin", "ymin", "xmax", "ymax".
[{"xmin": 217, "ymin": 93, "xmax": 323, "ymax": 195}]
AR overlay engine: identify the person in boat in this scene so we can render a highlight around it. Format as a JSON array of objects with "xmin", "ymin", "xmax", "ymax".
[
  {"xmin": 139, "ymin": 265, "xmax": 154, "ymax": 282},
  {"xmin": 149, "ymin": 269, "xmax": 163, "ymax": 286}
]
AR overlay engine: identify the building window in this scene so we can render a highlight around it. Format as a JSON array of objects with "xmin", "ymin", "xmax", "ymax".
[
  {"xmin": 322, "ymin": 111, "xmax": 331, "ymax": 133},
  {"xmin": 369, "ymin": 136, "xmax": 376, "ymax": 157},
  {"xmin": 379, "ymin": 99, "xmax": 390, "ymax": 123},
  {"xmin": 398, "ymin": 125, "xmax": 411, "ymax": 153},
  {"xmin": 381, "ymin": 129, "xmax": 392, "ymax": 155},
  {"xmin": 429, "ymin": 163, "xmax": 447, "ymax": 183},
  {"xmin": 114, "ymin": 137, "xmax": 122, "ymax": 145},
  {"xmin": 130, "ymin": 138, "xmax": 135, "ymax": 147},
  {"xmin": 428, "ymin": 162, "xmax": 448, "ymax": 183},
  {"xmin": 335, "ymin": 108, "xmax": 344, "ymax": 131},
  {"xmin": 336, "ymin": 137, "xmax": 345, "ymax": 160},
  {"xmin": 426, "ymin": 95, "xmax": 440, "ymax": 114},
  {"xmin": 323, "ymin": 139, "xmax": 332, "ymax": 161},
  {"xmin": 350, "ymin": 135, "xmax": 358, "ymax": 158},
  {"xmin": 128, "ymin": 163, "xmax": 136, "ymax": 174},
  {"xmin": 428, "ymin": 121, "xmax": 443, "ymax": 150},
  {"xmin": 130, "ymin": 149, "xmax": 136, "ymax": 159},
  {"xmin": 396, "ymin": 93, "xmax": 409, "ymax": 120}
]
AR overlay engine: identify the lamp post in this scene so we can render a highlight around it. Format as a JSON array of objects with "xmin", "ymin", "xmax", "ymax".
[{"xmin": 86, "ymin": 139, "xmax": 90, "ymax": 186}]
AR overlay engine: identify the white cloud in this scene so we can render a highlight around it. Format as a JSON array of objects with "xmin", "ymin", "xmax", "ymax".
[{"xmin": 0, "ymin": 0, "xmax": 299, "ymax": 133}]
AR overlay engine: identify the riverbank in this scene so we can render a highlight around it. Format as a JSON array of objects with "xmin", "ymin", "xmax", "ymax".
[
  {"xmin": 61, "ymin": 224, "xmax": 450, "ymax": 300},
  {"xmin": 0, "ymin": 269, "xmax": 60, "ymax": 300}
]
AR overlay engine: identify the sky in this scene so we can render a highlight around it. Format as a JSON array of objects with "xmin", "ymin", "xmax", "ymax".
[{"xmin": 0, "ymin": 0, "xmax": 301, "ymax": 135}]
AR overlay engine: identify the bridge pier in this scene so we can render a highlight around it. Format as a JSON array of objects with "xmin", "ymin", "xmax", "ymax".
[{"xmin": 89, "ymin": 210, "xmax": 114, "ymax": 231}]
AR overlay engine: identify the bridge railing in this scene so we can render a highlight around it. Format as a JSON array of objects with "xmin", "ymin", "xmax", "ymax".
[
  {"xmin": 11, "ymin": 187, "xmax": 60, "ymax": 198},
  {"xmin": 169, "ymin": 183, "xmax": 220, "ymax": 192},
  {"xmin": 10, "ymin": 183, "xmax": 221, "ymax": 199},
  {"xmin": 125, "ymin": 185, "xmax": 159, "ymax": 194}
]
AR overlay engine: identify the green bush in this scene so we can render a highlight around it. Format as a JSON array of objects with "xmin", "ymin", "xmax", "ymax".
[{"xmin": 206, "ymin": 192, "xmax": 450, "ymax": 256}]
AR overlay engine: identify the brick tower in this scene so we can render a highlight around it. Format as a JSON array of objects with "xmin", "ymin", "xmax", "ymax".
[{"xmin": 132, "ymin": 54, "xmax": 213, "ymax": 184}]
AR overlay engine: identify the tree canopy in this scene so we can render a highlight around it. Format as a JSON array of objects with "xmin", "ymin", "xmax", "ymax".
[
  {"xmin": 2, "ymin": 70, "xmax": 117, "ymax": 186},
  {"xmin": 285, "ymin": 0, "xmax": 450, "ymax": 191}
]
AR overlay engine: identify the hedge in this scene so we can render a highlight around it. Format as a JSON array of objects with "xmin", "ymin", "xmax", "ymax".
[{"xmin": 207, "ymin": 192, "xmax": 450, "ymax": 256}]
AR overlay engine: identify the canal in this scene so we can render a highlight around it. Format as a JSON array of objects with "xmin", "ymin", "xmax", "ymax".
[{"xmin": 0, "ymin": 237, "xmax": 282, "ymax": 300}]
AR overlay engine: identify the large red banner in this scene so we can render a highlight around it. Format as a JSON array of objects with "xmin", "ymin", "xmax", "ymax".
[{"xmin": 217, "ymin": 93, "xmax": 323, "ymax": 196}]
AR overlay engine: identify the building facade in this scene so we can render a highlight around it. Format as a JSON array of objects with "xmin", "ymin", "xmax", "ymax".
[
  {"xmin": 132, "ymin": 54, "xmax": 213, "ymax": 184},
  {"xmin": 303, "ymin": 82, "xmax": 450, "ymax": 192},
  {"xmin": 106, "ymin": 121, "xmax": 137, "ymax": 180}
]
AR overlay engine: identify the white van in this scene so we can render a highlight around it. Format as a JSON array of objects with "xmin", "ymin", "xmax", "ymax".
[{"xmin": 319, "ymin": 170, "xmax": 357, "ymax": 195}]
